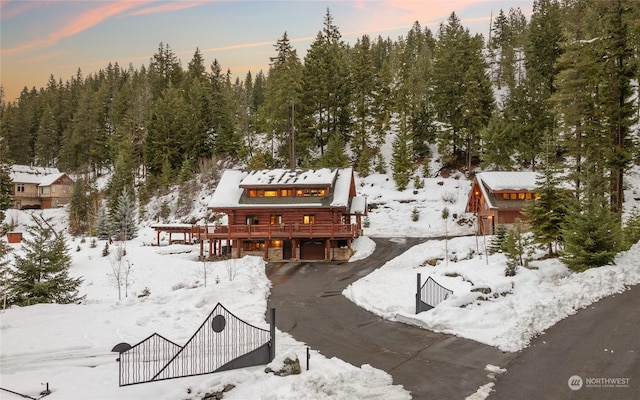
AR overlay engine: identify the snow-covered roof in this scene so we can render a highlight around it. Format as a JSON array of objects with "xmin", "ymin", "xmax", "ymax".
[
  {"xmin": 209, "ymin": 168, "xmax": 358, "ymax": 210},
  {"xmin": 476, "ymin": 171, "xmax": 539, "ymax": 191},
  {"xmin": 38, "ymin": 172, "xmax": 67, "ymax": 187},
  {"xmin": 9, "ymin": 165, "xmax": 61, "ymax": 184},
  {"xmin": 239, "ymin": 168, "xmax": 338, "ymax": 187}
]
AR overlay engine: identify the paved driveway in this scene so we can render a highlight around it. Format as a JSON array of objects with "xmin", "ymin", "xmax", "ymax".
[
  {"xmin": 267, "ymin": 238, "xmax": 516, "ymax": 399},
  {"xmin": 488, "ymin": 283, "xmax": 640, "ymax": 400}
]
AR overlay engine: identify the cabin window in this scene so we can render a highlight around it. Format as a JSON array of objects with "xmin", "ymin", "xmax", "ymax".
[
  {"xmin": 270, "ymin": 239, "xmax": 283, "ymax": 248},
  {"xmin": 246, "ymin": 215, "xmax": 259, "ymax": 225},
  {"xmin": 303, "ymin": 215, "xmax": 315, "ymax": 224},
  {"xmin": 41, "ymin": 186, "xmax": 50, "ymax": 195},
  {"xmin": 518, "ymin": 193, "xmax": 525, "ymax": 200},
  {"xmin": 270, "ymin": 215, "xmax": 282, "ymax": 224},
  {"xmin": 525, "ymin": 193, "xmax": 532, "ymax": 200},
  {"xmin": 16, "ymin": 184, "xmax": 25, "ymax": 193},
  {"xmin": 264, "ymin": 190, "xmax": 278, "ymax": 197},
  {"xmin": 243, "ymin": 241, "xmax": 265, "ymax": 251},
  {"xmin": 510, "ymin": 193, "xmax": 517, "ymax": 200},
  {"xmin": 281, "ymin": 189, "xmax": 293, "ymax": 197},
  {"xmin": 296, "ymin": 188, "xmax": 326, "ymax": 197}
]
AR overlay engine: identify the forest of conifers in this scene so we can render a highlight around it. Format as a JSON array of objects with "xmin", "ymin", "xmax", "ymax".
[{"xmin": 0, "ymin": 0, "xmax": 639, "ymax": 214}]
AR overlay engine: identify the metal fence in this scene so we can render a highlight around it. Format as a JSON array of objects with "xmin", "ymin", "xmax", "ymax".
[
  {"xmin": 112, "ymin": 303, "xmax": 275, "ymax": 386},
  {"xmin": 416, "ymin": 273, "xmax": 453, "ymax": 313}
]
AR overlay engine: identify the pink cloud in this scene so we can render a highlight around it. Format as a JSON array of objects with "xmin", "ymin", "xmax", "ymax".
[
  {"xmin": 1, "ymin": 0, "xmax": 45, "ymax": 20},
  {"xmin": 2, "ymin": 1, "xmax": 152, "ymax": 56},
  {"xmin": 125, "ymin": 0, "xmax": 209, "ymax": 16}
]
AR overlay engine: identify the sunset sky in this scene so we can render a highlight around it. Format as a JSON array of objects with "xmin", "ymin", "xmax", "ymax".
[{"xmin": 0, "ymin": 0, "xmax": 532, "ymax": 103}]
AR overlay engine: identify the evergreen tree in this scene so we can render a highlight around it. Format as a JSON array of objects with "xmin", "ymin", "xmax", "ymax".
[
  {"xmin": 96, "ymin": 208, "xmax": 112, "ymax": 240},
  {"xmin": 68, "ymin": 177, "xmax": 90, "ymax": 236},
  {"xmin": 10, "ymin": 215, "xmax": 83, "ymax": 306},
  {"xmin": 561, "ymin": 198, "xmax": 621, "ymax": 272},
  {"xmin": 622, "ymin": 207, "xmax": 640, "ymax": 250},
  {"xmin": 488, "ymin": 224, "xmax": 507, "ymax": 254},
  {"xmin": 391, "ymin": 130, "xmax": 413, "ymax": 191},
  {"xmin": 261, "ymin": 32, "xmax": 304, "ymax": 167},
  {"xmin": 502, "ymin": 219, "xmax": 530, "ymax": 275},
  {"xmin": 523, "ymin": 163, "xmax": 572, "ymax": 257},
  {"xmin": 561, "ymin": 158, "xmax": 622, "ymax": 271},
  {"xmin": 0, "ymin": 239, "xmax": 12, "ymax": 308},
  {"xmin": 111, "ymin": 190, "xmax": 138, "ymax": 240},
  {"xmin": 315, "ymin": 133, "xmax": 350, "ymax": 168},
  {"xmin": 0, "ymin": 163, "xmax": 12, "ymax": 224}
]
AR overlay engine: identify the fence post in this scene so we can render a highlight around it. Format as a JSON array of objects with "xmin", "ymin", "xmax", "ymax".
[
  {"xmin": 416, "ymin": 273, "xmax": 421, "ymax": 314},
  {"xmin": 306, "ymin": 346, "xmax": 310, "ymax": 371},
  {"xmin": 269, "ymin": 308, "xmax": 276, "ymax": 362}
]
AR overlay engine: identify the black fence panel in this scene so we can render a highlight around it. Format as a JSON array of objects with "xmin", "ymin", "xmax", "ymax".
[
  {"xmin": 416, "ymin": 273, "xmax": 453, "ymax": 313},
  {"xmin": 113, "ymin": 303, "xmax": 274, "ymax": 386}
]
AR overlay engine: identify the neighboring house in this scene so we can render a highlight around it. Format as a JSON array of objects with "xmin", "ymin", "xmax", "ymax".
[
  {"xmin": 9, "ymin": 165, "xmax": 74, "ymax": 209},
  {"xmin": 465, "ymin": 171, "xmax": 539, "ymax": 234},
  {"xmin": 197, "ymin": 167, "xmax": 367, "ymax": 262}
]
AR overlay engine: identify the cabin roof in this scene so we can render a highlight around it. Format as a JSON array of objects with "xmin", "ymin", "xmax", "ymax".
[
  {"xmin": 38, "ymin": 172, "xmax": 68, "ymax": 187},
  {"xmin": 209, "ymin": 167, "xmax": 365, "ymax": 213},
  {"xmin": 476, "ymin": 171, "xmax": 539, "ymax": 192},
  {"xmin": 9, "ymin": 165, "xmax": 62, "ymax": 184}
]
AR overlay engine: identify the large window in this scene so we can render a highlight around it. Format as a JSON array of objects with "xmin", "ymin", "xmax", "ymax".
[
  {"xmin": 246, "ymin": 215, "xmax": 259, "ymax": 225},
  {"xmin": 16, "ymin": 184, "xmax": 25, "ymax": 193},
  {"xmin": 303, "ymin": 215, "xmax": 315, "ymax": 224},
  {"xmin": 243, "ymin": 241, "xmax": 265, "ymax": 251},
  {"xmin": 270, "ymin": 215, "xmax": 282, "ymax": 224},
  {"xmin": 296, "ymin": 188, "xmax": 326, "ymax": 197}
]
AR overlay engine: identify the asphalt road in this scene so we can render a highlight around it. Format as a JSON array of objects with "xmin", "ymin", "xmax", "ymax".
[
  {"xmin": 488, "ymin": 283, "xmax": 640, "ymax": 400},
  {"xmin": 266, "ymin": 238, "xmax": 516, "ymax": 399}
]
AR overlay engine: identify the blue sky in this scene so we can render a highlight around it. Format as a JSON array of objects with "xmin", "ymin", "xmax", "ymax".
[{"xmin": 0, "ymin": 0, "xmax": 532, "ymax": 102}]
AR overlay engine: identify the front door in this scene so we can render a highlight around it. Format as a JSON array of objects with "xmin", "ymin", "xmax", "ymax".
[{"xmin": 283, "ymin": 240, "xmax": 292, "ymax": 259}]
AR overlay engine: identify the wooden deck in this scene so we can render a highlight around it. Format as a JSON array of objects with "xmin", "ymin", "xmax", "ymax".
[{"xmin": 192, "ymin": 223, "xmax": 359, "ymax": 240}]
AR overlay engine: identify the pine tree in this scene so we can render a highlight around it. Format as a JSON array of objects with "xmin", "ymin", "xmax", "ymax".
[
  {"xmin": 561, "ymin": 159, "xmax": 622, "ymax": 271},
  {"xmin": 622, "ymin": 207, "xmax": 640, "ymax": 250},
  {"xmin": 561, "ymin": 198, "xmax": 621, "ymax": 272},
  {"xmin": 523, "ymin": 163, "xmax": 572, "ymax": 257},
  {"xmin": 391, "ymin": 130, "xmax": 413, "ymax": 191},
  {"xmin": 10, "ymin": 214, "xmax": 83, "ymax": 306},
  {"xmin": 111, "ymin": 190, "xmax": 138, "ymax": 240},
  {"xmin": 68, "ymin": 177, "xmax": 90, "ymax": 236},
  {"xmin": 96, "ymin": 207, "xmax": 112, "ymax": 240},
  {"xmin": 0, "ymin": 240, "xmax": 12, "ymax": 308},
  {"xmin": 0, "ymin": 163, "xmax": 12, "ymax": 224},
  {"xmin": 502, "ymin": 219, "xmax": 530, "ymax": 275}
]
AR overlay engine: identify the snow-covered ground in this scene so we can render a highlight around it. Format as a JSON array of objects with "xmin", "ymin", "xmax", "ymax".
[
  {"xmin": 0, "ymin": 208, "xmax": 410, "ymax": 400},
  {"xmin": 2, "ymin": 166, "xmax": 640, "ymax": 399}
]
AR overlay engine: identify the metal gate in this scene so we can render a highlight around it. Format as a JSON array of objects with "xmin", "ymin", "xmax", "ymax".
[
  {"xmin": 416, "ymin": 273, "xmax": 453, "ymax": 313},
  {"xmin": 112, "ymin": 303, "xmax": 275, "ymax": 386}
]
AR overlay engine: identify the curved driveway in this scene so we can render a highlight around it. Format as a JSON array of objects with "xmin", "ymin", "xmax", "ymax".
[{"xmin": 266, "ymin": 238, "xmax": 516, "ymax": 399}]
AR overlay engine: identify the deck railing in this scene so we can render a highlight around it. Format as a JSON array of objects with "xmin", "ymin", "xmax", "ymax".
[{"xmin": 192, "ymin": 223, "xmax": 358, "ymax": 240}]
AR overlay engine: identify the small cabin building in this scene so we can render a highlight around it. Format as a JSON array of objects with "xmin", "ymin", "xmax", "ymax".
[
  {"xmin": 9, "ymin": 165, "xmax": 74, "ymax": 209},
  {"xmin": 466, "ymin": 171, "xmax": 538, "ymax": 234}
]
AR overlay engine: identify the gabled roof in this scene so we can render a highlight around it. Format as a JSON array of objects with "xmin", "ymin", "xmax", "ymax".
[
  {"xmin": 240, "ymin": 168, "xmax": 338, "ymax": 188},
  {"xmin": 476, "ymin": 171, "xmax": 539, "ymax": 192},
  {"xmin": 473, "ymin": 171, "xmax": 539, "ymax": 210},
  {"xmin": 38, "ymin": 172, "xmax": 68, "ymax": 187},
  {"xmin": 209, "ymin": 167, "xmax": 366, "ymax": 213},
  {"xmin": 9, "ymin": 165, "xmax": 61, "ymax": 184}
]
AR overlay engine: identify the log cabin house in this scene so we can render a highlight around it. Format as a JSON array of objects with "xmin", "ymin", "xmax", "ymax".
[
  {"xmin": 195, "ymin": 167, "xmax": 367, "ymax": 262},
  {"xmin": 465, "ymin": 171, "xmax": 539, "ymax": 234},
  {"xmin": 9, "ymin": 165, "xmax": 74, "ymax": 209}
]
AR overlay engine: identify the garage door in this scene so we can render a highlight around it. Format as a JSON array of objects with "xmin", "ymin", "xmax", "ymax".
[{"xmin": 300, "ymin": 240, "xmax": 325, "ymax": 260}]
